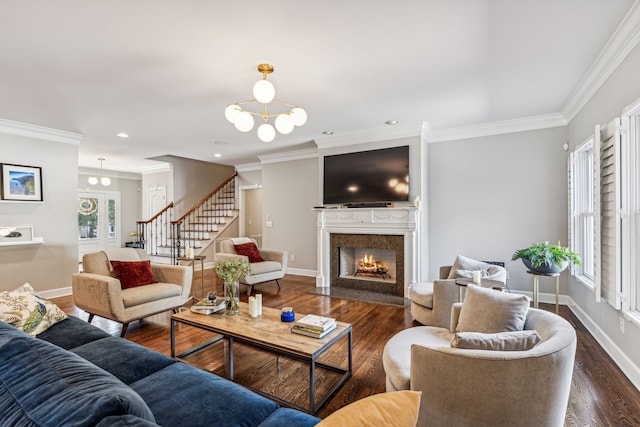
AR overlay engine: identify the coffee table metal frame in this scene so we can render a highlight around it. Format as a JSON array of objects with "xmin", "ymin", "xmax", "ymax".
[{"xmin": 170, "ymin": 304, "xmax": 352, "ymax": 415}]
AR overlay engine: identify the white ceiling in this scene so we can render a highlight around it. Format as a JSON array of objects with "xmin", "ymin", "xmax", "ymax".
[{"xmin": 0, "ymin": 1, "xmax": 637, "ymax": 173}]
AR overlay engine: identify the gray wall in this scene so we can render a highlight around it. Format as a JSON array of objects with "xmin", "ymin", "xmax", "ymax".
[
  {"xmin": 261, "ymin": 157, "xmax": 319, "ymax": 272},
  {"xmin": 567, "ymin": 32, "xmax": 640, "ymax": 385},
  {"xmin": 427, "ymin": 126, "xmax": 569, "ymax": 293},
  {"xmin": 0, "ymin": 134, "xmax": 78, "ymax": 293}
]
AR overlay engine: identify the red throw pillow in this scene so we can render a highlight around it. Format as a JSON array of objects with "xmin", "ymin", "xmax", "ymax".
[
  {"xmin": 233, "ymin": 242, "xmax": 264, "ymax": 263},
  {"xmin": 110, "ymin": 260, "xmax": 157, "ymax": 289}
]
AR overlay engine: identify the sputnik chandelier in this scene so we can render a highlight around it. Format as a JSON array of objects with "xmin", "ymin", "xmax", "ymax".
[{"xmin": 224, "ymin": 64, "xmax": 307, "ymax": 143}]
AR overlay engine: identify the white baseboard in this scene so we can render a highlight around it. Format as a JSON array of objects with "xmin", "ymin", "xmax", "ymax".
[
  {"xmin": 567, "ymin": 297, "xmax": 640, "ymax": 392},
  {"xmin": 285, "ymin": 267, "xmax": 316, "ymax": 277}
]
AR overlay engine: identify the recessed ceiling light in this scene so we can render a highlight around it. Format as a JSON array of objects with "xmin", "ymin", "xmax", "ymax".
[
  {"xmin": 116, "ymin": 132, "xmax": 129, "ymax": 138},
  {"xmin": 214, "ymin": 153, "xmax": 222, "ymax": 158},
  {"xmin": 322, "ymin": 131, "xmax": 334, "ymax": 135},
  {"xmin": 385, "ymin": 120, "xmax": 399, "ymax": 126}
]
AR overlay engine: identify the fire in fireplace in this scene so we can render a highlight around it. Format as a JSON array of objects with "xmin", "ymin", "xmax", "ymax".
[{"xmin": 330, "ymin": 233, "xmax": 404, "ymax": 296}]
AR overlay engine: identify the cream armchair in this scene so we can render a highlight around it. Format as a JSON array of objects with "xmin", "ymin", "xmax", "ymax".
[
  {"xmin": 383, "ymin": 304, "xmax": 577, "ymax": 427},
  {"xmin": 215, "ymin": 238, "xmax": 288, "ymax": 295},
  {"xmin": 411, "ymin": 261, "xmax": 507, "ymax": 327},
  {"xmin": 72, "ymin": 248, "xmax": 192, "ymax": 336}
]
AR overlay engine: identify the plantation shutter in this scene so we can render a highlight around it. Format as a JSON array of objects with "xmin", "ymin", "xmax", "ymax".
[
  {"xmin": 568, "ymin": 152, "xmax": 577, "ymax": 277},
  {"xmin": 598, "ymin": 119, "xmax": 623, "ymax": 309}
]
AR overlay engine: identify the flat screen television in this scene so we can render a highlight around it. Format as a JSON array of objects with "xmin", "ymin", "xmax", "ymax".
[{"xmin": 323, "ymin": 145, "xmax": 410, "ymax": 205}]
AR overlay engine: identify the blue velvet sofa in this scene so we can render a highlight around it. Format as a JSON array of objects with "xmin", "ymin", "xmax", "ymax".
[{"xmin": 0, "ymin": 316, "xmax": 320, "ymax": 426}]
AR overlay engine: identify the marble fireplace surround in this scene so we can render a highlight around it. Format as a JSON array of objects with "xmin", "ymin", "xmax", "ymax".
[{"xmin": 315, "ymin": 207, "xmax": 418, "ymax": 298}]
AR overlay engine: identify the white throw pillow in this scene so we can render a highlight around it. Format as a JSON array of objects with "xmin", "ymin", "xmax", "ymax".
[{"xmin": 447, "ymin": 255, "xmax": 493, "ymax": 279}]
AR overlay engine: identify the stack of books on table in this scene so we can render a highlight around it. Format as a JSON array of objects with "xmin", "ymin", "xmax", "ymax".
[
  {"xmin": 190, "ymin": 298, "xmax": 226, "ymax": 315},
  {"xmin": 291, "ymin": 314, "xmax": 337, "ymax": 339}
]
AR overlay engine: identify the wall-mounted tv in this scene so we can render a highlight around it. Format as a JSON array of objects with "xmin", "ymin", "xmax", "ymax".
[{"xmin": 323, "ymin": 145, "xmax": 409, "ymax": 205}]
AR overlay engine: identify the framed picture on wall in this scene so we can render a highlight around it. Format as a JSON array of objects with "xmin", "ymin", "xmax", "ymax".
[{"xmin": 1, "ymin": 164, "xmax": 43, "ymax": 202}]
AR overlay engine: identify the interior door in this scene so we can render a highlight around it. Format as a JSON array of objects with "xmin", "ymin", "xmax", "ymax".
[{"xmin": 78, "ymin": 191, "xmax": 121, "ymax": 262}]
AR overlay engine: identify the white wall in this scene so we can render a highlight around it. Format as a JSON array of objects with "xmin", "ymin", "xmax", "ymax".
[
  {"xmin": 0, "ymin": 134, "xmax": 79, "ymax": 294},
  {"xmin": 427, "ymin": 127, "xmax": 569, "ymax": 294},
  {"xmin": 567, "ymin": 33, "xmax": 640, "ymax": 388}
]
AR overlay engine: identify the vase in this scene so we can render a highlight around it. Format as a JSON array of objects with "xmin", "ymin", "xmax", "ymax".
[{"xmin": 224, "ymin": 280, "xmax": 240, "ymax": 316}]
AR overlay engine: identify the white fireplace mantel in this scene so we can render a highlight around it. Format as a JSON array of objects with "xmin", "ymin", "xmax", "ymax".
[{"xmin": 315, "ymin": 207, "xmax": 419, "ymax": 297}]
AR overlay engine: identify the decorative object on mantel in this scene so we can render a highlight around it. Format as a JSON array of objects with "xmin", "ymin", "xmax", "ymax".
[
  {"xmin": 224, "ymin": 64, "xmax": 307, "ymax": 143},
  {"xmin": 512, "ymin": 241, "xmax": 582, "ymax": 274},
  {"xmin": 0, "ymin": 164, "xmax": 42, "ymax": 202},
  {"xmin": 87, "ymin": 157, "xmax": 111, "ymax": 186},
  {"xmin": 213, "ymin": 258, "xmax": 251, "ymax": 316}
]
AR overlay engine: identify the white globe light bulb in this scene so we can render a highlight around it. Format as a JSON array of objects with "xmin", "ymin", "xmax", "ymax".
[
  {"xmin": 257, "ymin": 123, "xmax": 276, "ymax": 142},
  {"xmin": 101, "ymin": 176, "xmax": 111, "ymax": 186},
  {"xmin": 234, "ymin": 111, "xmax": 254, "ymax": 132},
  {"xmin": 253, "ymin": 79, "xmax": 275, "ymax": 104},
  {"xmin": 290, "ymin": 107, "xmax": 307, "ymax": 126},
  {"xmin": 225, "ymin": 104, "xmax": 241, "ymax": 123},
  {"xmin": 275, "ymin": 114, "xmax": 295, "ymax": 134},
  {"xmin": 88, "ymin": 176, "xmax": 98, "ymax": 185}
]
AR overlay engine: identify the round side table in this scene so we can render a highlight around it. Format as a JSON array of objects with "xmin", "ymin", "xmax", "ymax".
[{"xmin": 526, "ymin": 270, "xmax": 560, "ymax": 313}]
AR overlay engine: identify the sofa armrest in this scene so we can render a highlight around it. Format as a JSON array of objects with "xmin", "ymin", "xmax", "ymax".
[
  {"xmin": 439, "ymin": 265, "xmax": 452, "ymax": 279},
  {"xmin": 72, "ymin": 273, "xmax": 126, "ymax": 320}
]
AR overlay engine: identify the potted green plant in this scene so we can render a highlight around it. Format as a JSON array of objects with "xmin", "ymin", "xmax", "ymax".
[{"xmin": 512, "ymin": 241, "xmax": 582, "ymax": 274}]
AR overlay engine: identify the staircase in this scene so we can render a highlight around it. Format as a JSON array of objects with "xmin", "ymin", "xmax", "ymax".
[{"xmin": 136, "ymin": 172, "xmax": 238, "ymax": 264}]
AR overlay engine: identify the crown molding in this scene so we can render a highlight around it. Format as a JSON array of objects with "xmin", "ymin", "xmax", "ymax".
[
  {"xmin": 140, "ymin": 163, "xmax": 171, "ymax": 174},
  {"xmin": 423, "ymin": 113, "xmax": 567, "ymax": 143},
  {"xmin": 314, "ymin": 123, "xmax": 421, "ymax": 151},
  {"xmin": 234, "ymin": 162, "xmax": 262, "ymax": 172},
  {"xmin": 257, "ymin": 148, "xmax": 319, "ymax": 165},
  {"xmin": 79, "ymin": 167, "xmax": 142, "ymax": 180},
  {"xmin": 0, "ymin": 117, "xmax": 83, "ymax": 144},
  {"xmin": 562, "ymin": 0, "xmax": 640, "ymax": 122}
]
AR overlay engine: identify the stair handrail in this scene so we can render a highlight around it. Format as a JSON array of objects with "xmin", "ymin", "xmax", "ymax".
[
  {"xmin": 137, "ymin": 202, "xmax": 174, "ymax": 225},
  {"xmin": 169, "ymin": 172, "xmax": 238, "ymax": 264},
  {"xmin": 171, "ymin": 171, "xmax": 238, "ymax": 225}
]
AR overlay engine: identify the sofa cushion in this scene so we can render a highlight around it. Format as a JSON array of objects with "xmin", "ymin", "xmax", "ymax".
[
  {"xmin": 259, "ymin": 408, "xmax": 321, "ymax": 427},
  {"xmin": 451, "ymin": 330, "xmax": 542, "ymax": 351},
  {"xmin": 37, "ymin": 315, "xmax": 112, "ymax": 350},
  {"xmin": 0, "ymin": 282, "xmax": 67, "ymax": 335},
  {"xmin": 0, "ymin": 325, "xmax": 155, "ymax": 425},
  {"xmin": 111, "ymin": 260, "xmax": 157, "ymax": 289},
  {"xmin": 131, "ymin": 363, "xmax": 281, "ymax": 427},
  {"xmin": 122, "ymin": 282, "xmax": 183, "ymax": 308},
  {"xmin": 316, "ymin": 391, "xmax": 421, "ymax": 427},
  {"xmin": 234, "ymin": 242, "xmax": 265, "ymax": 263},
  {"xmin": 456, "ymin": 284, "xmax": 529, "ymax": 333}
]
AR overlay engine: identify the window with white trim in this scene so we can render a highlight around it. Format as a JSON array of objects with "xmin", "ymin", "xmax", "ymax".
[
  {"xmin": 570, "ymin": 137, "xmax": 595, "ymax": 287},
  {"xmin": 623, "ymin": 107, "xmax": 640, "ymax": 318}
]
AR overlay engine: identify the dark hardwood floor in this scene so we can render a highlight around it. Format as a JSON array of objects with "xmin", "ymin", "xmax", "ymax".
[{"xmin": 51, "ymin": 271, "xmax": 640, "ymax": 425}]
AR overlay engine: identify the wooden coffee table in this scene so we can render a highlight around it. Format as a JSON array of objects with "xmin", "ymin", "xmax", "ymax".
[{"xmin": 170, "ymin": 303, "xmax": 352, "ymax": 415}]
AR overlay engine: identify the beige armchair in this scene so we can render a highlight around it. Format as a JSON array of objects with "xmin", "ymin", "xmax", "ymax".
[
  {"xmin": 215, "ymin": 238, "xmax": 287, "ymax": 295},
  {"xmin": 410, "ymin": 261, "xmax": 507, "ymax": 327},
  {"xmin": 383, "ymin": 304, "xmax": 577, "ymax": 427},
  {"xmin": 72, "ymin": 248, "xmax": 192, "ymax": 336}
]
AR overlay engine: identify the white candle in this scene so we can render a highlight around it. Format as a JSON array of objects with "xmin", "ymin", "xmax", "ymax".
[
  {"xmin": 256, "ymin": 293, "xmax": 262, "ymax": 316},
  {"xmin": 249, "ymin": 297, "xmax": 258, "ymax": 317},
  {"xmin": 472, "ymin": 271, "xmax": 481, "ymax": 284}
]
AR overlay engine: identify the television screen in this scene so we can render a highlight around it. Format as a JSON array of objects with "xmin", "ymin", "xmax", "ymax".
[{"xmin": 323, "ymin": 146, "xmax": 409, "ymax": 205}]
